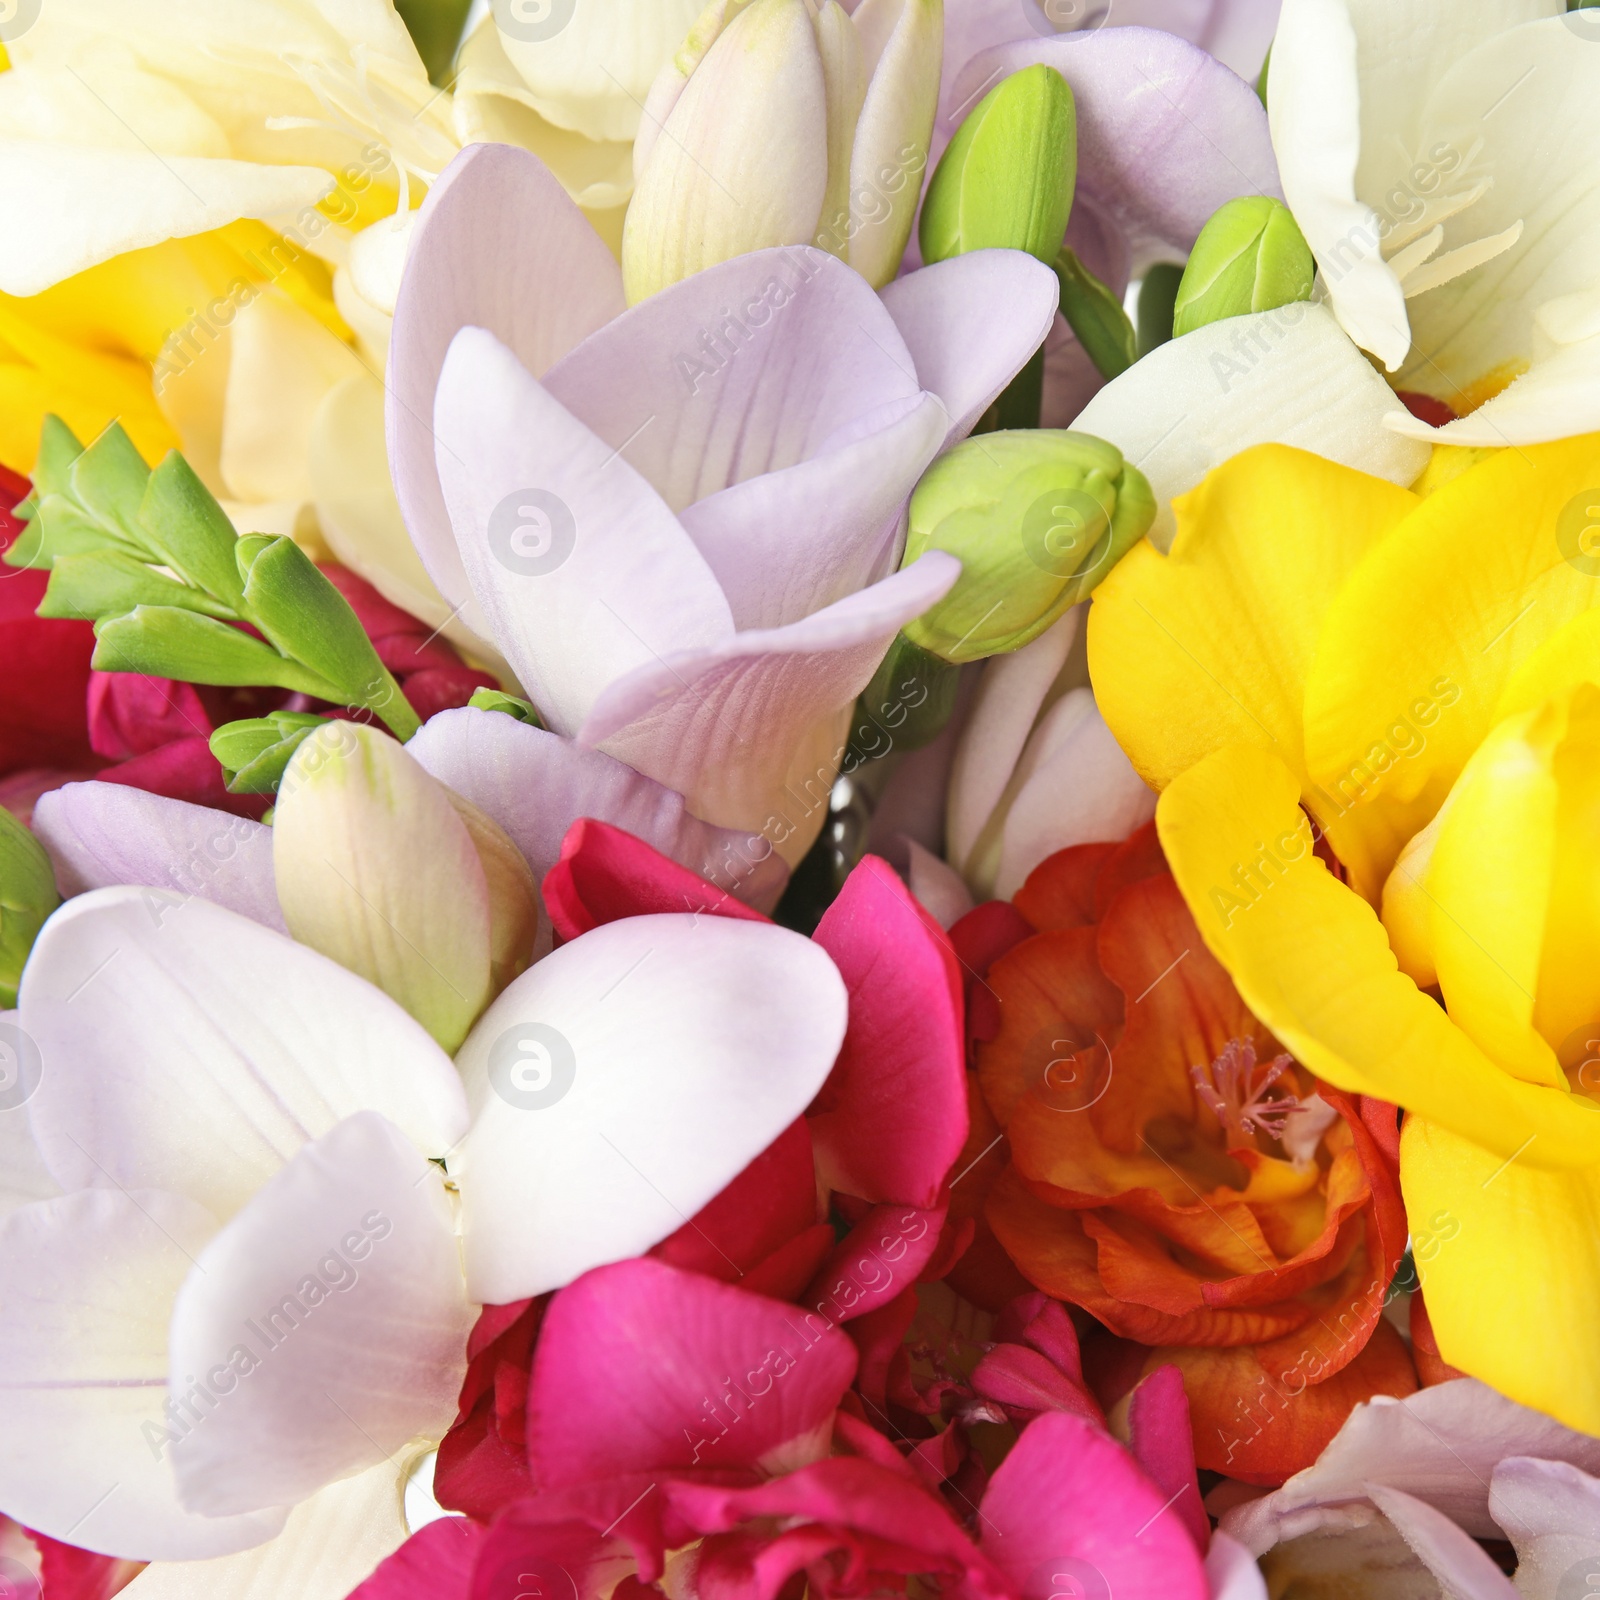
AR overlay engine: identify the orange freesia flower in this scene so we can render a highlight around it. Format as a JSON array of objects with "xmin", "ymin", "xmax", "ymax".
[{"xmin": 971, "ymin": 825, "xmax": 1415, "ymax": 1483}]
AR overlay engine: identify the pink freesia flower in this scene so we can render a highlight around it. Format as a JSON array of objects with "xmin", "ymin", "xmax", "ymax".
[{"xmin": 386, "ymin": 143, "xmax": 1058, "ymax": 878}]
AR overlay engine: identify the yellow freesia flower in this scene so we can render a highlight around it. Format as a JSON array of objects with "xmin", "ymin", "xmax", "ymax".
[{"xmin": 1088, "ymin": 433, "xmax": 1600, "ymax": 1434}]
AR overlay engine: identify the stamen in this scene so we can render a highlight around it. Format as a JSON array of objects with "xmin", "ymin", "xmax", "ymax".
[{"xmin": 1190, "ymin": 1038, "xmax": 1304, "ymax": 1149}]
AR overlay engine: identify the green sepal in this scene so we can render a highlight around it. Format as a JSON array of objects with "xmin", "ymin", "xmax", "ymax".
[
  {"xmin": 68, "ymin": 423, "xmax": 153, "ymax": 552},
  {"xmin": 139, "ymin": 452, "xmax": 247, "ymax": 610},
  {"xmin": 845, "ymin": 633, "xmax": 960, "ymax": 767},
  {"xmin": 237, "ymin": 536, "xmax": 420, "ymax": 741},
  {"xmin": 902, "ymin": 429, "xmax": 1157, "ymax": 663},
  {"xmin": 92, "ymin": 606, "xmax": 345, "ymax": 697},
  {"xmin": 0, "ymin": 808, "xmax": 60, "ymax": 1009},
  {"xmin": 1054, "ymin": 248, "xmax": 1136, "ymax": 381},
  {"xmin": 38, "ymin": 550, "xmax": 238, "ymax": 622},
  {"xmin": 468, "ymin": 687, "xmax": 544, "ymax": 727},
  {"xmin": 919, "ymin": 64, "xmax": 1077, "ymax": 265},
  {"xmin": 211, "ymin": 712, "xmax": 329, "ymax": 795},
  {"xmin": 30, "ymin": 414, "xmax": 86, "ymax": 502}
]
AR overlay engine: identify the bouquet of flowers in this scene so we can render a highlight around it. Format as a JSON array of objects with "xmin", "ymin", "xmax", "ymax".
[{"xmin": 2, "ymin": 0, "xmax": 1599, "ymax": 1596}]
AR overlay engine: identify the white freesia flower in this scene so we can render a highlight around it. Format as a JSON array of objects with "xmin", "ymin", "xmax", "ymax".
[{"xmin": 1269, "ymin": 0, "xmax": 1600, "ymax": 443}]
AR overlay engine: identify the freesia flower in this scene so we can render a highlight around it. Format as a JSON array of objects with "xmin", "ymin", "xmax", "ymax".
[
  {"xmin": 388, "ymin": 142, "xmax": 1058, "ymax": 871},
  {"xmin": 1222, "ymin": 1378, "xmax": 1600, "ymax": 1598},
  {"xmin": 0, "ymin": 784, "xmax": 846, "ymax": 1571},
  {"xmin": 949, "ymin": 822, "xmax": 1413, "ymax": 1481},
  {"xmin": 621, "ymin": 0, "xmax": 943, "ymax": 302},
  {"xmin": 352, "ymin": 1257, "xmax": 1213, "ymax": 1600},
  {"xmin": 1268, "ymin": 0, "xmax": 1600, "ymax": 444},
  {"xmin": 1088, "ymin": 432, "xmax": 1600, "ymax": 1433}
]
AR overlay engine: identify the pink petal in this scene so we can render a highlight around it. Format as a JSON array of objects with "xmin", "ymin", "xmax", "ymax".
[
  {"xmin": 407, "ymin": 709, "xmax": 788, "ymax": 912},
  {"xmin": 96, "ymin": 735, "xmax": 266, "ymax": 820},
  {"xmin": 946, "ymin": 29, "xmax": 1280, "ymax": 265},
  {"xmin": 803, "ymin": 1204, "xmax": 947, "ymax": 1325},
  {"xmin": 978, "ymin": 1411, "xmax": 1210, "ymax": 1600},
  {"xmin": 971, "ymin": 1343, "xmax": 1103, "ymax": 1425},
  {"xmin": 87, "ymin": 674, "xmax": 211, "ymax": 761},
  {"xmin": 346, "ymin": 1516, "xmax": 483, "ymax": 1600},
  {"xmin": 388, "ymin": 144, "xmax": 626, "ymax": 637},
  {"xmin": 431, "ymin": 325, "xmax": 731, "ymax": 737},
  {"xmin": 32, "ymin": 783, "xmax": 285, "ymax": 932},
  {"xmin": 579, "ymin": 555, "xmax": 959, "ymax": 859},
  {"xmin": 1126, "ymin": 1365, "xmax": 1208, "ymax": 1553},
  {"xmin": 1490, "ymin": 1455, "xmax": 1600, "ymax": 1573},
  {"xmin": 527, "ymin": 1258, "xmax": 857, "ymax": 1483},
  {"xmin": 543, "ymin": 818, "xmax": 769, "ymax": 942},
  {"xmin": 1365, "ymin": 1485, "xmax": 1519, "ymax": 1600},
  {"xmin": 879, "ymin": 252, "xmax": 1060, "ymax": 445},
  {"xmin": 1204, "ymin": 1530, "xmax": 1269, "ymax": 1600},
  {"xmin": 809, "ymin": 856, "xmax": 968, "ymax": 1208}
]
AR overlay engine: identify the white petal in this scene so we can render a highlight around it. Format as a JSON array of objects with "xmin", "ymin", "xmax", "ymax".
[
  {"xmin": 1365, "ymin": 1485, "xmax": 1519, "ymax": 1600},
  {"xmin": 905, "ymin": 838, "xmax": 976, "ymax": 930},
  {"xmin": 1268, "ymin": 0, "xmax": 1409, "ymax": 368},
  {"xmin": 994, "ymin": 690, "xmax": 1157, "ymax": 899},
  {"xmin": 407, "ymin": 708, "xmax": 790, "ymax": 910},
  {"xmin": 21, "ymin": 889, "xmax": 468, "ymax": 1218},
  {"xmin": 119, "ymin": 1458, "xmax": 413, "ymax": 1600},
  {"xmin": 1069, "ymin": 301, "xmax": 1431, "ymax": 550},
  {"xmin": 0, "ymin": 1106, "xmax": 58, "ymax": 1223},
  {"xmin": 168, "ymin": 1113, "xmax": 471, "ymax": 1517},
  {"xmin": 946, "ymin": 608, "xmax": 1080, "ymax": 876},
  {"xmin": 0, "ymin": 1190, "xmax": 289, "ymax": 1559},
  {"xmin": 1205, "ymin": 1530, "xmax": 1269, "ymax": 1600},
  {"xmin": 452, "ymin": 913, "xmax": 847, "ymax": 1301},
  {"xmin": 0, "ymin": 141, "xmax": 332, "ymax": 297},
  {"xmin": 32, "ymin": 784, "xmax": 285, "ymax": 933},
  {"xmin": 433, "ymin": 325, "xmax": 732, "ymax": 736}
]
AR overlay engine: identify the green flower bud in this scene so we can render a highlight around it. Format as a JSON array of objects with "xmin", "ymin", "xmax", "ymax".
[
  {"xmin": 0, "ymin": 809, "xmax": 59, "ymax": 1009},
  {"xmin": 846, "ymin": 632, "xmax": 961, "ymax": 767},
  {"xmin": 140, "ymin": 451, "xmax": 249, "ymax": 610},
  {"xmin": 468, "ymin": 687, "xmax": 545, "ymax": 727},
  {"xmin": 1054, "ymin": 247, "xmax": 1136, "ymax": 381},
  {"xmin": 67, "ymin": 422, "xmax": 150, "ymax": 552},
  {"xmin": 39, "ymin": 549, "xmax": 234, "ymax": 622},
  {"xmin": 1172, "ymin": 196, "xmax": 1315, "ymax": 338},
  {"xmin": 919, "ymin": 64, "xmax": 1077, "ymax": 265},
  {"xmin": 902, "ymin": 430, "xmax": 1156, "ymax": 663},
  {"xmin": 1136, "ymin": 263, "xmax": 1184, "ymax": 357},
  {"xmin": 211, "ymin": 712, "xmax": 330, "ymax": 795},
  {"xmin": 92, "ymin": 605, "xmax": 345, "ymax": 697}
]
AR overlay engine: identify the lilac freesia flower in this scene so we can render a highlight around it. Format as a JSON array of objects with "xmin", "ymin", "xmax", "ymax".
[
  {"xmin": 1221, "ymin": 1378, "xmax": 1600, "ymax": 1598},
  {"xmin": 385, "ymin": 142, "xmax": 1058, "ymax": 875}
]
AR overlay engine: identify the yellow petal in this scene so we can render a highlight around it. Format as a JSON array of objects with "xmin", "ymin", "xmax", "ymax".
[
  {"xmin": 1155, "ymin": 743, "xmax": 1600, "ymax": 1169},
  {"xmin": 1088, "ymin": 443, "xmax": 1417, "ymax": 795},
  {"xmin": 1424, "ymin": 702, "xmax": 1564, "ymax": 1087},
  {"xmin": 1303, "ymin": 431, "xmax": 1600, "ymax": 898},
  {"xmin": 1403, "ymin": 1114, "xmax": 1600, "ymax": 1436},
  {"xmin": 273, "ymin": 724, "xmax": 491, "ymax": 1052}
]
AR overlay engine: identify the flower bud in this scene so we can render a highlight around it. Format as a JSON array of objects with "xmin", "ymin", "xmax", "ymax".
[
  {"xmin": 1172, "ymin": 196, "xmax": 1314, "ymax": 338},
  {"xmin": 0, "ymin": 809, "xmax": 59, "ymax": 1008},
  {"xmin": 919, "ymin": 63, "xmax": 1076, "ymax": 266},
  {"xmin": 623, "ymin": 0, "xmax": 940, "ymax": 302},
  {"xmin": 901, "ymin": 430, "xmax": 1155, "ymax": 663}
]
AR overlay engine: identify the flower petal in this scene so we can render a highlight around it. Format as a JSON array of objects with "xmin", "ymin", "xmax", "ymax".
[
  {"xmin": 451, "ymin": 913, "xmax": 848, "ymax": 1301},
  {"xmin": 1155, "ymin": 744, "xmax": 1600, "ymax": 1168},
  {"xmin": 1490, "ymin": 1455, "xmax": 1600, "ymax": 1589},
  {"xmin": 0, "ymin": 142, "xmax": 332, "ymax": 297},
  {"xmin": 388, "ymin": 144, "xmax": 626, "ymax": 638},
  {"xmin": 406, "ymin": 708, "xmax": 789, "ymax": 911},
  {"xmin": 1364, "ymin": 1484, "xmax": 1519, "ymax": 1600},
  {"xmin": 21, "ymin": 889, "xmax": 468, "ymax": 1218},
  {"xmin": 168, "ymin": 1112, "xmax": 471, "ymax": 1516},
  {"xmin": 32, "ymin": 783, "xmax": 284, "ymax": 932},
  {"xmin": 878, "ymin": 251, "xmax": 1061, "ymax": 446},
  {"xmin": 0, "ymin": 1190, "xmax": 288, "ymax": 1559},
  {"xmin": 117, "ymin": 1459, "xmax": 415, "ymax": 1600},
  {"xmin": 527, "ymin": 1258, "xmax": 856, "ymax": 1483},
  {"xmin": 578, "ymin": 555, "xmax": 959, "ymax": 863},
  {"xmin": 432, "ymin": 324, "xmax": 731, "ymax": 737},
  {"xmin": 809, "ymin": 856, "xmax": 968, "ymax": 1208},
  {"xmin": 1070, "ymin": 304, "xmax": 1428, "ymax": 550}
]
